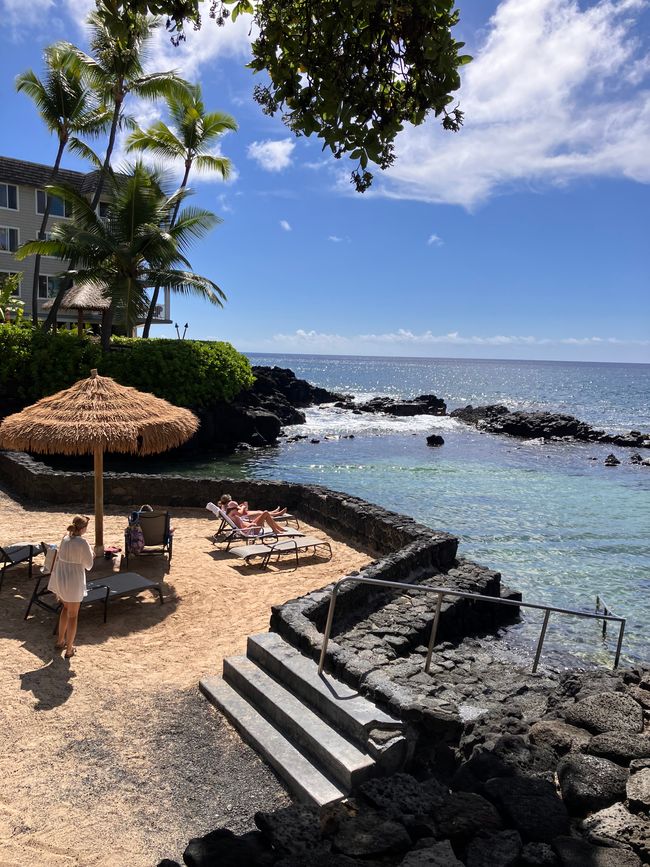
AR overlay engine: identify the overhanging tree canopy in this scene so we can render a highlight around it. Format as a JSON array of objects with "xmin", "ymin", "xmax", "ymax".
[{"xmin": 103, "ymin": 0, "xmax": 471, "ymax": 191}]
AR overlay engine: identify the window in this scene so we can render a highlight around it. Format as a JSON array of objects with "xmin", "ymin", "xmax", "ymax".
[
  {"xmin": 38, "ymin": 274, "xmax": 65, "ymax": 299},
  {"xmin": 0, "ymin": 227, "xmax": 19, "ymax": 252},
  {"xmin": 36, "ymin": 189, "xmax": 72, "ymax": 218},
  {"xmin": 0, "ymin": 270, "xmax": 22, "ymax": 297},
  {"xmin": 98, "ymin": 201, "xmax": 109, "ymax": 219},
  {"xmin": 0, "ymin": 184, "xmax": 18, "ymax": 210}
]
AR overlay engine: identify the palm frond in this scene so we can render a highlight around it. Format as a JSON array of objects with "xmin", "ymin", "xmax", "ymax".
[
  {"xmin": 147, "ymin": 268, "xmax": 226, "ymax": 305},
  {"xmin": 194, "ymin": 154, "xmax": 232, "ymax": 179}
]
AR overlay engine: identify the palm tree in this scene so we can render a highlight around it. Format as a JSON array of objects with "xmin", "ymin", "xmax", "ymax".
[
  {"xmin": 18, "ymin": 162, "xmax": 225, "ymax": 351},
  {"xmin": 16, "ymin": 44, "xmax": 111, "ymax": 324},
  {"xmin": 43, "ymin": 3, "xmax": 187, "ymax": 330},
  {"xmin": 126, "ymin": 83, "xmax": 237, "ymax": 336}
]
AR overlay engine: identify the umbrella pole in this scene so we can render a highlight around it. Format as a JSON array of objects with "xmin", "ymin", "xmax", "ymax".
[{"xmin": 94, "ymin": 447, "xmax": 104, "ymax": 553}]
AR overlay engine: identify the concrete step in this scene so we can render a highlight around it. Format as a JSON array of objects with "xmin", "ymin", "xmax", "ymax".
[
  {"xmin": 200, "ymin": 675, "xmax": 346, "ymax": 808},
  {"xmin": 247, "ymin": 632, "xmax": 406, "ymax": 760},
  {"xmin": 224, "ymin": 655, "xmax": 376, "ymax": 790}
]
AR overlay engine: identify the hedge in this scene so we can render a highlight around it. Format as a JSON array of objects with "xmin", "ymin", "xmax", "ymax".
[{"xmin": 0, "ymin": 326, "xmax": 254, "ymax": 408}]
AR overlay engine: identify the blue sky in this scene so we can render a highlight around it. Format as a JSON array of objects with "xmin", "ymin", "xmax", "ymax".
[{"xmin": 1, "ymin": 0, "xmax": 649, "ymax": 362}]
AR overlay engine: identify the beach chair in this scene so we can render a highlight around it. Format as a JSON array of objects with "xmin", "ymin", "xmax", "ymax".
[
  {"xmin": 1, "ymin": 542, "xmax": 43, "ymax": 592},
  {"xmin": 229, "ymin": 535, "xmax": 333, "ymax": 570},
  {"xmin": 125, "ymin": 507, "xmax": 173, "ymax": 567},
  {"xmin": 206, "ymin": 502, "xmax": 304, "ymax": 551},
  {"xmin": 25, "ymin": 551, "xmax": 163, "ymax": 623}
]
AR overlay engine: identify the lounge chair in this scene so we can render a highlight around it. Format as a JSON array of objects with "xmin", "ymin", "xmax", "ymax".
[
  {"xmin": 1, "ymin": 542, "xmax": 43, "ymax": 592},
  {"xmin": 229, "ymin": 535, "xmax": 332, "ymax": 569},
  {"xmin": 207, "ymin": 502, "xmax": 300, "ymax": 533},
  {"xmin": 25, "ymin": 552, "xmax": 163, "ymax": 623},
  {"xmin": 125, "ymin": 508, "xmax": 173, "ymax": 567},
  {"xmin": 206, "ymin": 502, "xmax": 304, "ymax": 551}
]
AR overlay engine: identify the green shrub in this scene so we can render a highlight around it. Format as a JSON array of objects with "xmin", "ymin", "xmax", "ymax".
[
  {"xmin": 102, "ymin": 337, "xmax": 254, "ymax": 406},
  {"xmin": 0, "ymin": 326, "xmax": 253, "ymax": 407}
]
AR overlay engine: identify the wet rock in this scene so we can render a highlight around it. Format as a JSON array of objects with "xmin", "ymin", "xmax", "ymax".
[
  {"xmin": 564, "ymin": 691, "xmax": 644, "ymax": 734},
  {"xmin": 254, "ymin": 805, "xmax": 326, "ymax": 857},
  {"xmin": 426, "ymin": 435, "xmax": 445, "ymax": 447},
  {"xmin": 432, "ymin": 791, "xmax": 503, "ymax": 839},
  {"xmin": 557, "ymin": 754, "xmax": 628, "ymax": 814},
  {"xmin": 332, "ymin": 811, "xmax": 411, "ymax": 858},
  {"xmin": 483, "ymin": 777, "xmax": 569, "ymax": 842},
  {"xmin": 626, "ymin": 767, "xmax": 650, "ymax": 813},
  {"xmin": 158, "ymin": 861, "xmax": 181, "ymax": 867},
  {"xmin": 355, "ymin": 395, "xmax": 447, "ymax": 417},
  {"xmin": 581, "ymin": 802, "xmax": 650, "ymax": 861},
  {"xmin": 398, "ymin": 840, "xmax": 463, "ymax": 866},
  {"xmin": 519, "ymin": 842, "xmax": 559, "ymax": 866},
  {"xmin": 586, "ymin": 732, "xmax": 650, "ymax": 764},
  {"xmin": 552, "ymin": 836, "xmax": 642, "ymax": 866},
  {"xmin": 529, "ymin": 720, "xmax": 591, "ymax": 756},
  {"xmin": 465, "ymin": 829, "xmax": 522, "ymax": 866},
  {"xmin": 604, "ymin": 453, "xmax": 620, "ymax": 466},
  {"xmin": 183, "ymin": 828, "xmax": 275, "ymax": 867}
]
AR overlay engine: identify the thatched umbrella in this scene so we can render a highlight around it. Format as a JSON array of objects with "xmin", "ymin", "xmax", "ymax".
[
  {"xmin": 0, "ymin": 370, "xmax": 199, "ymax": 550},
  {"xmin": 42, "ymin": 281, "xmax": 110, "ymax": 336}
]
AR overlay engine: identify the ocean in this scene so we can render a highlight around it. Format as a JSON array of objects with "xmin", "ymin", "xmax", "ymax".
[{"xmin": 140, "ymin": 354, "xmax": 650, "ymax": 668}]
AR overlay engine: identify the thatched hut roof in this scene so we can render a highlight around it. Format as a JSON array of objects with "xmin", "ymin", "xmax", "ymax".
[
  {"xmin": 0, "ymin": 371, "xmax": 199, "ymax": 456},
  {"xmin": 41, "ymin": 281, "xmax": 111, "ymax": 312}
]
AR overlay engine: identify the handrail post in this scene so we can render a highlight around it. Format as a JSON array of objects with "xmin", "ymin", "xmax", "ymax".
[
  {"xmin": 424, "ymin": 591, "xmax": 444, "ymax": 674},
  {"xmin": 318, "ymin": 583, "xmax": 341, "ymax": 675},
  {"xmin": 614, "ymin": 619, "xmax": 625, "ymax": 669},
  {"xmin": 532, "ymin": 609, "xmax": 551, "ymax": 673}
]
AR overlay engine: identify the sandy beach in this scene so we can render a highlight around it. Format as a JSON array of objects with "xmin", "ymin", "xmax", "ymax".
[{"xmin": 0, "ymin": 485, "xmax": 370, "ymax": 866}]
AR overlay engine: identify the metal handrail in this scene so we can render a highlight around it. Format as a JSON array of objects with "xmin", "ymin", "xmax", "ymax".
[{"xmin": 317, "ymin": 575, "xmax": 626, "ymax": 676}]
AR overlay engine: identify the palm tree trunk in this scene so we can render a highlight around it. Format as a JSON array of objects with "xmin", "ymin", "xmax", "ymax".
[
  {"xmin": 43, "ymin": 98, "xmax": 123, "ymax": 333},
  {"xmin": 31, "ymin": 139, "xmax": 66, "ymax": 325},
  {"xmin": 141, "ymin": 161, "xmax": 192, "ymax": 339}
]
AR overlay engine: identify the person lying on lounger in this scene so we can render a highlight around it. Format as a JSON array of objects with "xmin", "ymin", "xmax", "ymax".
[
  {"xmin": 224, "ymin": 500, "xmax": 286, "ymax": 534},
  {"xmin": 218, "ymin": 493, "xmax": 286, "ymax": 519}
]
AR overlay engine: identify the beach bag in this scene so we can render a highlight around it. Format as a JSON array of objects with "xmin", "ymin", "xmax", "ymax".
[
  {"xmin": 126, "ymin": 523, "xmax": 145, "ymax": 555},
  {"xmin": 126, "ymin": 504, "xmax": 154, "ymax": 555}
]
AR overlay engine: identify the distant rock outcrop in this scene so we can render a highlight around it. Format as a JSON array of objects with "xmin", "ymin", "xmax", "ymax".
[{"xmin": 450, "ymin": 404, "xmax": 650, "ymax": 449}]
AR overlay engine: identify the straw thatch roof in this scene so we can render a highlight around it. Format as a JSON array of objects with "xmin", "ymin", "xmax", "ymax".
[
  {"xmin": 0, "ymin": 372, "xmax": 199, "ymax": 456},
  {"xmin": 41, "ymin": 281, "xmax": 111, "ymax": 312}
]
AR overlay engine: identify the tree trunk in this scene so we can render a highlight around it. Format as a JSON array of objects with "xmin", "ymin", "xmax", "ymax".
[
  {"xmin": 101, "ymin": 304, "xmax": 114, "ymax": 352},
  {"xmin": 141, "ymin": 161, "xmax": 192, "ymax": 339},
  {"xmin": 31, "ymin": 139, "xmax": 66, "ymax": 325},
  {"xmin": 43, "ymin": 98, "xmax": 123, "ymax": 332}
]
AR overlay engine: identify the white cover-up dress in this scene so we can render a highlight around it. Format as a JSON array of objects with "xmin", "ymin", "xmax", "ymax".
[{"xmin": 48, "ymin": 534, "xmax": 94, "ymax": 603}]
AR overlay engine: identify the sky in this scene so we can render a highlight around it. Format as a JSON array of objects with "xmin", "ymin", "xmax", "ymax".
[{"xmin": 1, "ymin": 0, "xmax": 649, "ymax": 363}]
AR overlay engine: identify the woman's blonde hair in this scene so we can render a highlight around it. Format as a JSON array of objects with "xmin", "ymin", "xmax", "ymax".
[
  {"xmin": 67, "ymin": 515, "xmax": 90, "ymax": 536},
  {"xmin": 218, "ymin": 493, "xmax": 231, "ymax": 506}
]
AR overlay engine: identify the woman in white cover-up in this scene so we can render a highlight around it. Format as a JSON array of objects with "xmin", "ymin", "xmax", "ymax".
[{"xmin": 49, "ymin": 515, "xmax": 94, "ymax": 658}]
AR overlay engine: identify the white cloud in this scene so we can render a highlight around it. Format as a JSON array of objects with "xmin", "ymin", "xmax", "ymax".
[
  {"xmin": 145, "ymin": 13, "xmax": 253, "ymax": 80},
  {"xmin": 3, "ymin": 0, "xmax": 59, "ymax": 36},
  {"xmin": 265, "ymin": 328, "xmax": 650, "ymax": 352},
  {"xmin": 280, "ymin": 219, "xmax": 291, "ymax": 231},
  {"xmin": 427, "ymin": 234, "xmax": 444, "ymax": 246},
  {"xmin": 247, "ymin": 138, "xmax": 296, "ymax": 172},
  {"xmin": 378, "ymin": 0, "xmax": 650, "ymax": 208},
  {"xmin": 328, "ymin": 235, "xmax": 343, "ymax": 243}
]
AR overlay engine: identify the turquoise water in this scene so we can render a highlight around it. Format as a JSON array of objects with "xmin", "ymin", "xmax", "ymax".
[{"xmin": 140, "ymin": 354, "xmax": 650, "ymax": 666}]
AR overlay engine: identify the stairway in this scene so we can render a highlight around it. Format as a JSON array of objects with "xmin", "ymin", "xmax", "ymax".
[{"xmin": 200, "ymin": 632, "xmax": 408, "ymax": 807}]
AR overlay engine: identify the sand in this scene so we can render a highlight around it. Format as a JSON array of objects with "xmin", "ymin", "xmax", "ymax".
[{"xmin": 0, "ymin": 486, "xmax": 370, "ymax": 866}]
